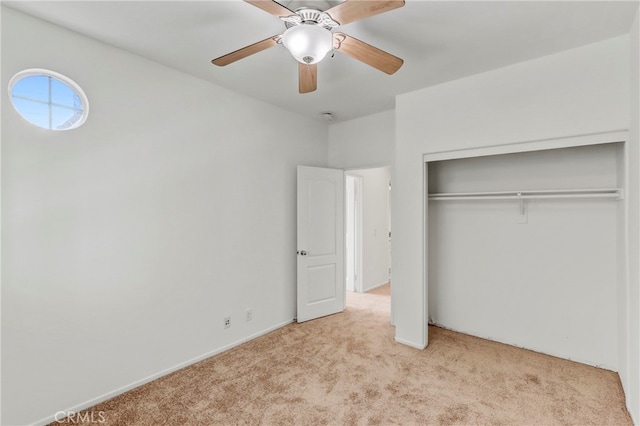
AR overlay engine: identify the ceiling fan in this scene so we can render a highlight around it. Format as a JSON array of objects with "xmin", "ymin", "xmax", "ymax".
[{"xmin": 211, "ymin": 0, "xmax": 405, "ymax": 94}]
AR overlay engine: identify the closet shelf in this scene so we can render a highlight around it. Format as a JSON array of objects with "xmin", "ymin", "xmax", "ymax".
[{"xmin": 428, "ymin": 188, "xmax": 623, "ymax": 201}]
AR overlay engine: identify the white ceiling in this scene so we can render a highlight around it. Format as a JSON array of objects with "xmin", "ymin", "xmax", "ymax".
[{"xmin": 5, "ymin": 0, "xmax": 638, "ymax": 122}]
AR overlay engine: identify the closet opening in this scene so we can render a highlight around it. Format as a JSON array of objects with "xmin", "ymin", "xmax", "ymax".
[{"xmin": 426, "ymin": 141, "xmax": 624, "ymax": 370}]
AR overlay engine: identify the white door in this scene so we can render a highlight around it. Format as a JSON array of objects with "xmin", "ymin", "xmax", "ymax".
[{"xmin": 297, "ymin": 166, "xmax": 345, "ymax": 323}]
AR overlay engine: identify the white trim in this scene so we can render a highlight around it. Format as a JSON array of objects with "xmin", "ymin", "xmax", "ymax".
[
  {"xmin": 8, "ymin": 68, "xmax": 89, "ymax": 131},
  {"xmin": 363, "ymin": 280, "xmax": 390, "ymax": 293},
  {"xmin": 30, "ymin": 319, "xmax": 294, "ymax": 426},
  {"xmin": 430, "ymin": 322, "xmax": 617, "ymax": 371},
  {"xmin": 421, "ymin": 160, "xmax": 428, "ymax": 348},
  {"xmin": 423, "ymin": 130, "xmax": 628, "ymax": 163},
  {"xmin": 345, "ymin": 173, "xmax": 364, "ymax": 294},
  {"xmin": 621, "ymin": 138, "xmax": 633, "ymax": 422},
  {"xmin": 355, "ymin": 176, "xmax": 363, "ymax": 294},
  {"xmin": 394, "ymin": 336, "xmax": 427, "ymax": 350}
]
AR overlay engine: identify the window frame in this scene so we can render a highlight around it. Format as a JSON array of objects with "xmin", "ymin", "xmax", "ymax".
[{"xmin": 8, "ymin": 68, "xmax": 89, "ymax": 131}]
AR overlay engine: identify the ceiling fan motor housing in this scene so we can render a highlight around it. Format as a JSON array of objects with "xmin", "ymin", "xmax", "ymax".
[
  {"xmin": 296, "ymin": 9, "xmax": 323, "ymax": 24},
  {"xmin": 282, "ymin": 8, "xmax": 338, "ymax": 29}
]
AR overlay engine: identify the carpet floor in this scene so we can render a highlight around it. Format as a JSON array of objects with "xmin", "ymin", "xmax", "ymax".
[{"xmin": 63, "ymin": 288, "xmax": 631, "ymax": 425}]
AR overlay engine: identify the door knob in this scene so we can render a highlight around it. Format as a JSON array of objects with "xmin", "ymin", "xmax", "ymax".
[{"xmin": 299, "ymin": 250, "xmax": 307, "ymax": 256}]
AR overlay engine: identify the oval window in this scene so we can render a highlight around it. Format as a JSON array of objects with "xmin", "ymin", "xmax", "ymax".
[{"xmin": 8, "ymin": 69, "xmax": 89, "ymax": 131}]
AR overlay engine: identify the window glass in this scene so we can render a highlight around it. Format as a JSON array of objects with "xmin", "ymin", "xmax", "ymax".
[
  {"xmin": 51, "ymin": 78, "xmax": 80, "ymax": 109},
  {"xmin": 8, "ymin": 69, "xmax": 89, "ymax": 131},
  {"xmin": 12, "ymin": 74, "xmax": 49, "ymax": 103}
]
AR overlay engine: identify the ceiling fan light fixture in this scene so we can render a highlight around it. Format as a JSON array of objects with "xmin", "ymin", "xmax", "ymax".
[{"xmin": 282, "ymin": 23, "xmax": 333, "ymax": 65}]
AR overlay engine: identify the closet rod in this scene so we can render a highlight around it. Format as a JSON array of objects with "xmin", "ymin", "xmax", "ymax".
[{"xmin": 428, "ymin": 188, "xmax": 623, "ymax": 201}]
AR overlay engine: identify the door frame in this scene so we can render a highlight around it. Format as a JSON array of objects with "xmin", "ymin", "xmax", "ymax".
[
  {"xmin": 344, "ymin": 166, "xmax": 394, "ymax": 325},
  {"xmin": 345, "ymin": 173, "xmax": 363, "ymax": 293}
]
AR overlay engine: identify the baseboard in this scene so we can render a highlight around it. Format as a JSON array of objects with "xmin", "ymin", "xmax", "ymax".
[
  {"xmin": 363, "ymin": 281, "xmax": 390, "ymax": 293},
  {"xmin": 624, "ymin": 380, "xmax": 638, "ymax": 425},
  {"xmin": 30, "ymin": 319, "xmax": 294, "ymax": 426},
  {"xmin": 394, "ymin": 336, "xmax": 427, "ymax": 350},
  {"xmin": 430, "ymin": 321, "xmax": 618, "ymax": 372}
]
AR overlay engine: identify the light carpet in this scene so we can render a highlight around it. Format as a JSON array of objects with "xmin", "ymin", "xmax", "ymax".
[{"xmin": 60, "ymin": 288, "xmax": 631, "ymax": 425}]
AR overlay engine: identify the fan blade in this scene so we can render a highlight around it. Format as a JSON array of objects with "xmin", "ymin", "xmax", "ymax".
[
  {"xmin": 244, "ymin": 0, "xmax": 295, "ymax": 18},
  {"xmin": 212, "ymin": 36, "xmax": 279, "ymax": 66},
  {"xmin": 333, "ymin": 33, "xmax": 403, "ymax": 75},
  {"xmin": 325, "ymin": 0, "xmax": 404, "ymax": 26},
  {"xmin": 299, "ymin": 63, "xmax": 317, "ymax": 94}
]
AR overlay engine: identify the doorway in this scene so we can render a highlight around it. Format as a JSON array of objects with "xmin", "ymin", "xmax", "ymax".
[{"xmin": 345, "ymin": 167, "xmax": 392, "ymax": 317}]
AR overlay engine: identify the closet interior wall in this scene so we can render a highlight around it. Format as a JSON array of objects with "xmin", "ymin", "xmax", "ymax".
[{"xmin": 427, "ymin": 142, "xmax": 623, "ymax": 370}]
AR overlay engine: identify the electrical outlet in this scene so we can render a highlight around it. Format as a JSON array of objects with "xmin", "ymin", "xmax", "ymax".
[
  {"xmin": 245, "ymin": 308, "xmax": 253, "ymax": 322},
  {"xmin": 224, "ymin": 316, "xmax": 231, "ymax": 329}
]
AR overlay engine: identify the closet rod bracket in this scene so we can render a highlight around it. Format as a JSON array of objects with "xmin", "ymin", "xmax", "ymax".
[{"xmin": 517, "ymin": 192, "xmax": 527, "ymax": 224}]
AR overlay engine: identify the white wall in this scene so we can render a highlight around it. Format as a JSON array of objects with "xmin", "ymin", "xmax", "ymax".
[
  {"xmin": 624, "ymin": 7, "xmax": 640, "ymax": 423},
  {"xmin": 346, "ymin": 167, "xmax": 391, "ymax": 292},
  {"xmin": 327, "ymin": 110, "xmax": 394, "ymax": 170},
  {"xmin": 428, "ymin": 144, "xmax": 621, "ymax": 369},
  {"xmin": 1, "ymin": 8, "xmax": 328, "ymax": 425},
  {"xmin": 394, "ymin": 35, "xmax": 630, "ymax": 351}
]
